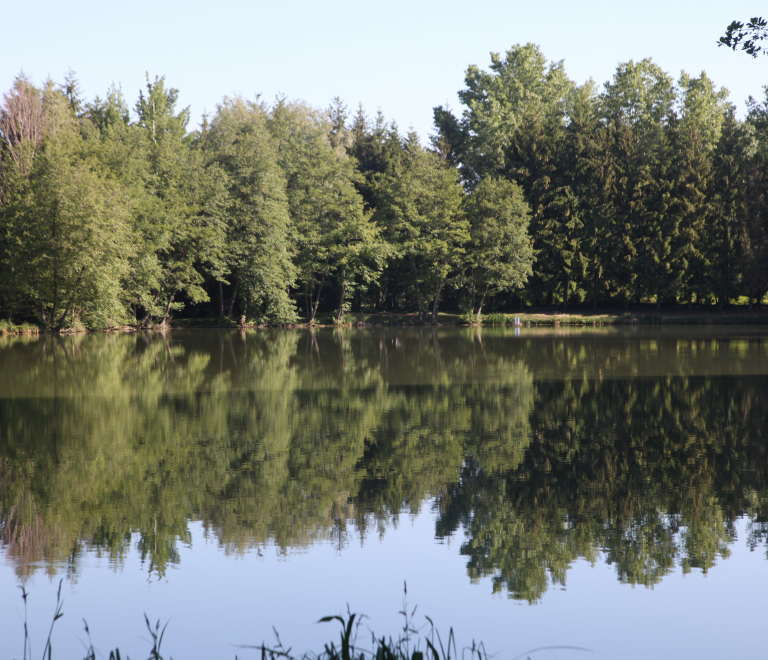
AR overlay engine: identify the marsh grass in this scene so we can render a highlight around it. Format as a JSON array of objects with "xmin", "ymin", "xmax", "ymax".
[
  {"xmin": 15, "ymin": 583, "xmax": 501, "ymax": 660},
  {"xmin": 482, "ymin": 313, "xmax": 508, "ymax": 325},
  {"xmin": 246, "ymin": 586, "xmax": 488, "ymax": 660},
  {"xmin": 15, "ymin": 580, "xmax": 169, "ymax": 660},
  {"xmin": 459, "ymin": 312, "xmax": 482, "ymax": 325},
  {"xmin": 0, "ymin": 320, "xmax": 39, "ymax": 335}
]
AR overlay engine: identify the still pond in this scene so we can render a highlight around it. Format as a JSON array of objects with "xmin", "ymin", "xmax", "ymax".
[{"xmin": 1, "ymin": 327, "xmax": 767, "ymax": 660}]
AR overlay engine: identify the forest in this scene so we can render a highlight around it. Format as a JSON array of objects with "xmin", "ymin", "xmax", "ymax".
[{"xmin": 2, "ymin": 44, "xmax": 768, "ymax": 329}]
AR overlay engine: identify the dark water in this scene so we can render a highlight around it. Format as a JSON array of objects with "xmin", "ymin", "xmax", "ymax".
[{"xmin": 1, "ymin": 327, "xmax": 767, "ymax": 659}]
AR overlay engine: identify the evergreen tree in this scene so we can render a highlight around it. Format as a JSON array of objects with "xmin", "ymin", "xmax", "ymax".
[
  {"xmin": 599, "ymin": 59, "xmax": 676, "ymax": 308},
  {"xmin": 709, "ymin": 109, "xmax": 752, "ymax": 305}
]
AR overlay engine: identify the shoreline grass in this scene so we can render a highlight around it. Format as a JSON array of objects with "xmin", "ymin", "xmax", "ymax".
[
  {"xmin": 15, "ymin": 583, "xmax": 520, "ymax": 660},
  {"xmin": 0, "ymin": 320, "xmax": 40, "ymax": 335},
  {"xmin": 7, "ymin": 308, "xmax": 768, "ymax": 334}
]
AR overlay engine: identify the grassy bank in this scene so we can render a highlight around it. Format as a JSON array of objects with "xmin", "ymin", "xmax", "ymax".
[
  {"xmin": 455, "ymin": 310, "xmax": 768, "ymax": 327},
  {"xmin": 0, "ymin": 320, "xmax": 40, "ymax": 335},
  {"xmin": 257, "ymin": 309, "xmax": 768, "ymax": 327},
  {"xmin": 8, "ymin": 308, "xmax": 768, "ymax": 334}
]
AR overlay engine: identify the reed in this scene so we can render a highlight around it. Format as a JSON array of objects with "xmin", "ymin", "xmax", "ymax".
[
  {"xmin": 16, "ymin": 583, "xmax": 590, "ymax": 660},
  {"xmin": 15, "ymin": 584, "xmax": 490, "ymax": 660}
]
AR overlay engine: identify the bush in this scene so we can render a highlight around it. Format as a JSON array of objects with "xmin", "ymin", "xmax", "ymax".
[
  {"xmin": 483, "ymin": 313, "xmax": 507, "ymax": 325},
  {"xmin": 459, "ymin": 312, "xmax": 481, "ymax": 325}
]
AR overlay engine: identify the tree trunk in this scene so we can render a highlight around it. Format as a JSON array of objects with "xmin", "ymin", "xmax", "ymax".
[
  {"xmin": 337, "ymin": 280, "xmax": 346, "ymax": 323},
  {"xmin": 470, "ymin": 273, "xmax": 476, "ymax": 317},
  {"xmin": 163, "ymin": 290, "xmax": 177, "ymax": 323},
  {"xmin": 412, "ymin": 260, "xmax": 424, "ymax": 323},
  {"xmin": 592, "ymin": 269, "xmax": 598, "ymax": 310},
  {"xmin": 51, "ymin": 202, "xmax": 58, "ymax": 326},
  {"xmin": 562, "ymin": 277, "xmax": 569, "ymax": 311},
  {"xmin": 304, "ymin": 283, "xmax": 311, "ymax": 322},
  {"xmin": 475, "ymin": 284, "xmax": 489, "ymax": 316},
  {"xmin": 227, "ymin": 279, "xmax": 239, "ymax": 318},
  {"xmin": 218, "ymin": 281, "xmax": 224, "ymax": 317},
  {"xmin": 310, "ymin": 276, "xmax": 325, "ymax": 323},
  {"xmin": 431, "ymin": 280, "xmax": 442, "ymax": 324},
  {"xmin": 55, "ymin": 306, "xmax": 72, "ymax": 332}
]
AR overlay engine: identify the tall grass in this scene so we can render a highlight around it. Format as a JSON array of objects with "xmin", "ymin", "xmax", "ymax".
[
  {"xmin": 15, "ymin": 584, "xmax": 488, "ymax": 660},
  {"xmin": 0, "ymin": 320, "xmax": 39, "ymax": 335},
  {"xmin": 15, "ymin": 583, "xmax": 590, "ymax": 660}
]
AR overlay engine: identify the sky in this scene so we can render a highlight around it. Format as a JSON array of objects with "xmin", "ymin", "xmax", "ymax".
[{"xmin": 3, "ymin": 1, "xmax": 768, "ymax": 138}]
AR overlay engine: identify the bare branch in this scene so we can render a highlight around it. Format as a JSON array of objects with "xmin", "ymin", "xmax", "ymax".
[{"xmin": 0, "ymin": 77, "xmax": 45, "ymax": 172}]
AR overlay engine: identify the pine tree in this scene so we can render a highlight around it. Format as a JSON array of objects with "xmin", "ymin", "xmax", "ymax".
[{"xmin": 709, "ymin": 110, "xmax": 749, "ymax": 305}]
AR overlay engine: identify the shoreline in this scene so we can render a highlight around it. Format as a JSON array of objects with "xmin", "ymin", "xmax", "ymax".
[{"xmin": 6, "ymin": 309, "xmax": 768, "ymax": 335}]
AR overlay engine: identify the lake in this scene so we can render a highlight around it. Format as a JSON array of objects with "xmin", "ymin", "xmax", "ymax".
[{"xmin": 1, "ymin": 327, "xmax": 767, "ymax": 660}]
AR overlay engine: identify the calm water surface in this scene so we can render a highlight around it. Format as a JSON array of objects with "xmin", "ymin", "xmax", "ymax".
[{"xmin": 1, "ymin": 327, "xmax": 767, "ymax": 660}]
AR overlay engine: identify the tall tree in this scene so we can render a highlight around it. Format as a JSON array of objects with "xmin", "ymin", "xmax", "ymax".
[
  {"xmin": 9, "ymin": 84, "xmax": 134, "ymax": 329},
  {"xmin": 129, "ymin": 75, "xmax": 212, "ymax": 326},
  {"xmin": 673, "ymin": 72, "xmax": 729, "ymax": 305},
  {"xmin": 375, "ymin": 136, "xmax": 467, "ymax": 323},
  {"xmin": 463, "ymin": 177, "xmax": 534, "ymax": 315},
  {"xmin": 205, "ymin": 97, "xmax": 296, "ymax": 323},
  {"xmin": 599, "ymin": 59, "xmax": 677, "ymax": 307},
  {"xmin": 0, "ymin": 75, "xmax": 46, "ymax": 320},
  {"xmin": 708, "ymin": 109, "xmax": 751, "ymax": 306},
  {"xmin": 268, "ymin": 99, "xmax": 384, "ymax": 323}
]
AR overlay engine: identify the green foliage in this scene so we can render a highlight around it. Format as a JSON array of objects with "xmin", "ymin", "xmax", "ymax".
[
  {"xmin": 482, "ymin": 313, "xmax": 507, "ymax": 325},
  {"xmin": 719, "ymin": 17, "xmax": 768, "ymax": 57},
  {"xmin": 1, "ymin": 329, "xmax": 766, "ymax": 598},
  {"xmin": 375, "ymin": 137, "xmax": 467, "ymax": 323},
  {"xmin": 457, "ymin": 43, "xmax": 576, "ymax": 179},
  {"xmin": 205, "ymin": 98, "xmax": 297, "ymax": 324},
  {"xmin": 268, "ymin": 100, "xmax": 385, "ymax": 323},
  {"xmin": 4, "ymin": 56, "xmax": 768, "ymax": 326},
  {"xmin": 464, "ymin": 177, "xmax": 533, "ymax": 314}
]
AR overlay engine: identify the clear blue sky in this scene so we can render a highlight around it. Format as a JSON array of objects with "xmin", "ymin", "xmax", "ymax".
[{"xmin": 3, "ymin": 0, "xmax": 768, "ymax": 137}]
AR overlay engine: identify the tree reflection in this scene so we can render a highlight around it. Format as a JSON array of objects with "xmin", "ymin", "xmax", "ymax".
[{"xmin": 0, "ymin": 328, "xmax": 766, "ymax": 597}]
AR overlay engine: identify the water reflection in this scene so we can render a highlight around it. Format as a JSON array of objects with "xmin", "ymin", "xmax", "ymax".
[{"xmin": 0, "ymin": 328, "xmax": 767, "ymax": 601}]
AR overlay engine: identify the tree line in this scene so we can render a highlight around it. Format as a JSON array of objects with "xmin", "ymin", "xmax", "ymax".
[{"xmin": 2, "ymin": 44, "xmax": 768, "ymax": 328}]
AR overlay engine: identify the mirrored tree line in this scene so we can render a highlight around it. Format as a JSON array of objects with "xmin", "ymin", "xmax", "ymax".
[
  {"xmin": 1, "ymin": 330, "xmax": 767, "ymax": 599},
  {"xmin": 4, "ymin": 45, "xmax": 768, "ymax": 327}
]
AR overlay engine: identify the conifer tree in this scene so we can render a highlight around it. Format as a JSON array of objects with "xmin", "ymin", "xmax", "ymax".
[{"xmin": 709, "ymin": 109, "xmax": 752, "ymax": 305}]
